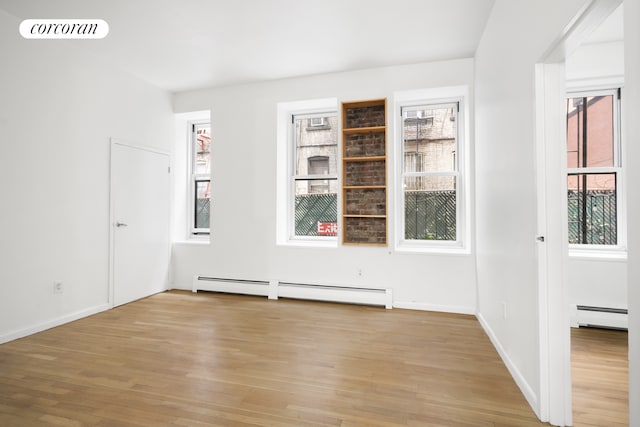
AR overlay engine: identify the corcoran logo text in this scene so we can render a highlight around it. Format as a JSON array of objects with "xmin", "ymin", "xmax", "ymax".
[{"xmin": 19, "ymin": 19, "xmax": 109, "ymax": 39}]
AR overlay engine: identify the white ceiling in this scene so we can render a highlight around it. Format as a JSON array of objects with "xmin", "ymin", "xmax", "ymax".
[{"xmin": 0, "ymin": 0, "xmax": 495, "ymax": 93}]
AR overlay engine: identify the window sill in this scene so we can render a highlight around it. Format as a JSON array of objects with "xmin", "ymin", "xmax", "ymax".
[
  {"xmin": 394, "ymin": 243, "xmax": 471, "ymax": 256},
  {"xmin": 278, "ymin": 238, "xmax": 337, "ymax": 248},
  {"xmin": 173, "ymin": 237, "xmax": 210, "ymax": 245},
  {"xmin": 568, "ymin": 247, "xmax": 627, "ymax": 261}
]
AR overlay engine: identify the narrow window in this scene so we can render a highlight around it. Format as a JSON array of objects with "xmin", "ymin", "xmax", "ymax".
[
  {"xmin": 292, "ymin": 113, "xmax": 338, "ymax": 238},
  {"xmin": 566, "ymin": 90, "xmax": 621, "ymax": 247},
  {"xmin": 191, "ymin": 122, "xmax": 211, "ymax": 235},
  {"xmin": 401, "ymin": 103, "xmax": 458, "ymax": 242}
]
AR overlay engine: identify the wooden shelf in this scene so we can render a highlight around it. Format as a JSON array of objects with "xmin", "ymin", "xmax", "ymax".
[
  {"xmin": 343, "ymin": 185, "xmax": 386, "ymax": 190},
  {"xmin": 341, "ymin": 98, "xmax": 387, "ymax": 246},
  {"xmin": 343, "ymin": 126, "xmax": 386, "ymax": 135},
  {"xmin": 342, "ymin": 242, "xmax": 388, "ymax": 247},
  {"xmin": 341, "ymin": 98, "xmax": 387, "ymax": 109},
  {"xmin": 343, "ymin": 156, "xmax": 386, "ymax": 162}
]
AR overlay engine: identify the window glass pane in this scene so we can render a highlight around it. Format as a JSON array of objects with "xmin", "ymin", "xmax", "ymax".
[
  {"xmin": 292, "ymin": 112, "xmax": 337, "ymax": 238},
  {"xmin": 194, "ymin": 125, "xmax": 211, "ymax": 175},
  {"xmin": 194, "ymin": 180, "xmax": 210, "ymax": 230},
  {"xmin": 294, "ymin": 179, "xmax": 338, "ymax": 237},
  {"xmin": 404, "ymin": 176, "xmax": 456, "ymax": 241},
  {"xmin": 403, "ymin": 105, "xmax": 457, "ymax": 173},
  {"xmin": 308, "ymin": 156, "xmax": 329, "ymax": 178},
  {"xmin": 294, "ymin": 115, "xmax": 337, "ymax": 176},
  {"xmin": 567, "ymin": 173, "xmax": 616, "ymax": 245},
  {"xmin": 566, "ymin": 95, "xmax": 614, "ymax": 168}
]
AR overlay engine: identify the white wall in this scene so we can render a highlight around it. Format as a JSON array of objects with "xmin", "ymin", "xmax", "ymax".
[
  {"xmin": 566, "ymin": 39, "xmax": 627, "ymax": 314},
  {"xmin": 474, "ymin": 0, "xmax": 589, "ymax": 417},
  {"xmin": 566, "ymin": 40, "xmax": 625, "ymax": 85},
  {"xmin": 568, "ymin": 257, "xmax": 627, "ymax": 309},
  {"xmin": 0, "ymin": 10, "xmax": 174, "ymax": 343},
  {"xmin": 171, "ymin": 59, "xmax": 477, "ymax": 314},
  {"xmin": 624, "ymin": 0, "xmax": 640, "ymax": 422}
]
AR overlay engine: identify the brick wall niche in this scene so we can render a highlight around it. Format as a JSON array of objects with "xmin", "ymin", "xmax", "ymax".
[{"xmin": 341, "ymin": 98, "xmax": 387, "ymax": 246}]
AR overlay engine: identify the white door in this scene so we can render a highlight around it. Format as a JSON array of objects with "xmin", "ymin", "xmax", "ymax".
[
  {"xmin": 110, "ymin": 140, "xmax": 170, "ymax": 307},
  {"xmin": 535, "ymin": 63, "xmax": 572, "ymax": 425}
]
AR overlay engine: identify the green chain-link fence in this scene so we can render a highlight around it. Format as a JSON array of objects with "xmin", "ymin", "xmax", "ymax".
[
  {"xmin": 295, "ymin": 194, "xmax": 338, "ymax": 236},
  {"xmin": 404, "ymin": 191, "xmax": 456, "ymax": 240},
  {"xmin": 568, "ymin": 190, "xmax": 616, "ymax": 245}
]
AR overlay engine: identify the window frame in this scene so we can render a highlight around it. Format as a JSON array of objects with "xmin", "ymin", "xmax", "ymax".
[
  {"xmin": 189, "ymin": 120, "xmax": 211, "ymax": 236},
  {"xmin": 565, "ymin": 87, "xmax": 625, "ymax": 256},
  {"xmin": 276, "ymin": 98, "xmax": 339, "ymax": 247},
  {"xmin": 393, "ymin": 87, "xmax": 470, "ymax": 254},
  {"xmin": 290, "ymin": 111, "xmax": 338, "ymax": 242}
]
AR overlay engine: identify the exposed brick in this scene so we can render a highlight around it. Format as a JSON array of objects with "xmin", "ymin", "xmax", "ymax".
[
  {"xmin": 345, "ymin": 188, "xmax": 386, "ymax": 216},
  {"xmin": 343, "ymin": 100, "xmax": 387, "ymax": 245},
  {"xmin": 344, "ymin": 132, "xmax": 386, "ymax": 157},
  {"xmin": 344, "ymin": 217, "xmax": 387, "ymax": 244},
  {"xmin": 344, "ymin": 105, "xmax": 385, "ymax": 128},
  {"xmin": 345, "ymin": 161, "xmax": 386, "ymax": 186}
]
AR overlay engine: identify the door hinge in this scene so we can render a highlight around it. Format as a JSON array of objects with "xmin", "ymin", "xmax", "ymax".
[{"xmin": 168, "ymin": 166, "xmax": 171, "ymax": 174}]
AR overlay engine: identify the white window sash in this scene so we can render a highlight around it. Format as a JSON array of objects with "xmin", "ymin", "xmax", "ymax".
[
  {"xmin": 189, "ymin": 121, "xmax": 211, "ymax": 236},
  {"xmin": 565, "ymin": 88, "xmax": 623, "ymax": 250}
]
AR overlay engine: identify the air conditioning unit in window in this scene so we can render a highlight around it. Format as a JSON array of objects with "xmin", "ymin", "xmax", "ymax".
[
  {"xmin": 406, "ymin": 110, "xmax": 423, "ymax": 119},
  {"xmin": 309, "ymin": 117, "xmax": 327, "ymax": 127}
]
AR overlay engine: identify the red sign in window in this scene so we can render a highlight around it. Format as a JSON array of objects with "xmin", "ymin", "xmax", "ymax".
[{"xmin": 317, "ymin": 222, "xmax": 338, "ymax": 236}]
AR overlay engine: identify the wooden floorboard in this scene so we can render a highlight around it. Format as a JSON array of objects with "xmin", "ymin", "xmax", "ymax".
[
  {"xmin": 2, "ymin": 290, "xmax": 617, "ymax": 426},
  {"xmin": 571, "ymin": 326, "xmax": 628, "ymax": 427}
]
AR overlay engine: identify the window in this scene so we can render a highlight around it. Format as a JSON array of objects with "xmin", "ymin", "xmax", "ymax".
[
  {"xmin": 191, "ymin": 122, "xmax": 211, "ymax": 235},
  {"xmin": 566, "ymin": 89, "xmax": 622, "ymax": 248},
  {"xmin": 395, "ymin": 86, "xmax": 468, "ymax": 253},
  {"xmin": 308, "ymin": 156, "xmax": 330, "ymax": 193},
  {"xmin": 401, "ymin": 103, "xmax": 458, "ymax": 241},
  {"xmin": 292, "ymin": 113, "xmax": 338, "ymax": 238}
]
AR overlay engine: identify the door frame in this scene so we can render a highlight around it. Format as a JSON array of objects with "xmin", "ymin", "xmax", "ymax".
[
  {"xmin": 535, "ymin": 0, "xmax": 622, "ymax": 424},
  {"xmin": 108, "ymin": 138, "xmax": 171, "ymax": 307},
  {"xmin": 535, "ymin": 62, "xmax": 572, "ymax": 425}
]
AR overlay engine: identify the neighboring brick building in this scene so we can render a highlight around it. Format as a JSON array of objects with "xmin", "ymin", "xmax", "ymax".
[
  {"xmin": 294, "ymin": 115, "xmax": 338, "ymax": 195},
  {"xmin": 403, "ymin": 106, "xmax": 457, "ymax": 191}
]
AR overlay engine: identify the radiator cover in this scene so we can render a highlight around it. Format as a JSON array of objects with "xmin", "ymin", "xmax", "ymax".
[{"xmin": 192, "ymin": 276, "xmax": 392, "ymax": 309}]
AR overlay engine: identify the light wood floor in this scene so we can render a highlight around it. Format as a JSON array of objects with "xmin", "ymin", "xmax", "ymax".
[
  {"xmin": 571, "ymin": 326, "xmax": 628, "ymax": 427},
  {"xmin": 0, "ymin": 291, "xmax": 624, "ymax": 426}
]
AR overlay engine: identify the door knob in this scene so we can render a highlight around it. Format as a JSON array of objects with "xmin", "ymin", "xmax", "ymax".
[{"xmin": 115, "ymin": 222, "xmax": 128, "ymax": 227}]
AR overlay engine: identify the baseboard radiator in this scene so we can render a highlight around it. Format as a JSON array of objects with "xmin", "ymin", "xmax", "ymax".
[
  {"xmin": 571, "ymin": 304, "xmax": 628, "ymax": 330},
  {"xmin": 192, "ymin": 276, "xmax": 392, "ymax": 309}
]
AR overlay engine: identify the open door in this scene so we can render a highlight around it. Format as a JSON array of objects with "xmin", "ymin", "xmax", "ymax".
[
  {"xmin": 110, "ymin": 140, "xmax": 170, "ymax": 307},
  {"xmin": 535, "ymin": 1, "xmax": 623, "ymax": 425}
]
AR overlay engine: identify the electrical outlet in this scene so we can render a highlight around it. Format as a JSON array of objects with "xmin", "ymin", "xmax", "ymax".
[
  {"xmin": 357, "ymin": 268, "xmax": 363, "ymax": 277},
  {"xmin": 502, "ymin": 301, "xmax": 508, "ymax": 320},
  {"xmin": 53, "ymin": 281, "xmax": 63, "ymax": 294}
]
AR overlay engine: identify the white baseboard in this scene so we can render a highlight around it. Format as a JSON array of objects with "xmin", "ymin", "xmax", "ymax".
[
  {"xmin": 393, "ymin": 301, "xmax": 475, "ymax": 315},
  {"xmin": 476, "ymin": 313, "xmax": 540, "ymax": 420},
  {"xmin": 0, "ymin": 303, "xmax": 111, "ymax": 345}
]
